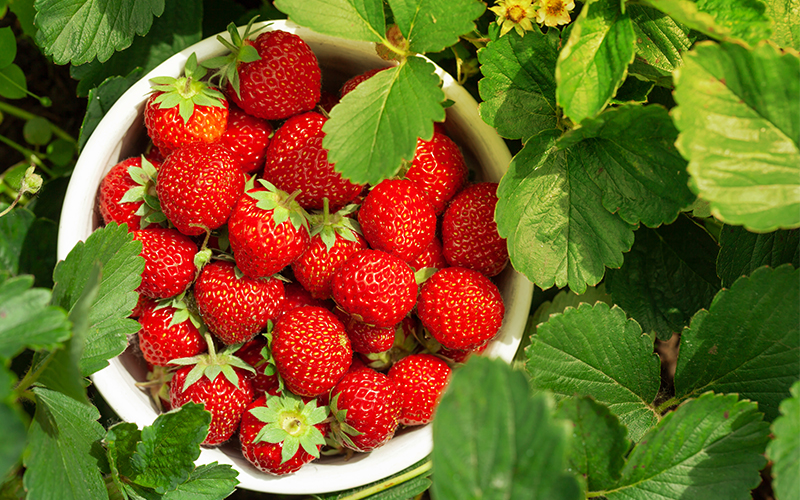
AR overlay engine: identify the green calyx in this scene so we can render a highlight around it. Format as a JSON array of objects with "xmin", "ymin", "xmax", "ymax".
[
  {"xmin": 309, "ymin": 199, "xmax": 362, "ymax": 252},
  {"xmin": 149, "ymin": 52, "xmax": 226, "ymax": 124},
  {"xmin": 203, "ymin": 17, "xmax": 265, "ymax": 100},
  {"xmin": 153, "ymin": 292, "xmax": 203, "ymax": 330},
  {"xmin": 329, "ymin": 393, "xmax": 363, "ymax": 450},
  {"xmin": 119, "ymin": 156, "xmax": 166, "ymax": 229},
  {"xmin": 249, "ymin": 394, "xmax": 328, "ymax": 463},
  {"xmin": 170, "ymin": 332, "xmax": 255, "ymax": 392},
  {"xmin": 246, "ymin": 177, "xmax": 310, "ymax": 232}
]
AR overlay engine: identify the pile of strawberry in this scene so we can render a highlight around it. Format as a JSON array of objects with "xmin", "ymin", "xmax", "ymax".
[{"xmin": 97, "ymin": 21, "xmax": 510, "ymax": 476}]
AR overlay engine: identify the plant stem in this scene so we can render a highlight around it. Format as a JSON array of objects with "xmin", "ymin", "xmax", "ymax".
[
  {"xmin": 0, "ymin": 101, "xmax": 77, "ymax": 144},
  {"xmin": 654, "ymin": 396, "xmax": 682, "ymax": 414},
  {"xmin": 0, "ymin": 134, "xmax": 55, "ymax": 177},
  {"xmin": 336, "ymin": 460, "xmax": 433, "ymax": 500},
  {"xmin": 14, "ymin": 351, "xmax": 57, "ymax": 397}
]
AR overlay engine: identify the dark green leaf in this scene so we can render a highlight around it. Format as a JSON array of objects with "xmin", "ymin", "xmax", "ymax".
[
  {"xmin": 766, "ymin": 381, "xmax": 800, "ymax": 500},
  {"xmin": 556, "ymin": 0, "xmax": 636, "ymax": 124},
  {"xmin": 9, "ymin": 0, "xmax": 37, "ymax": 38},
  {"xmin": 79, "ymin": 69, "xmax": 144, "ymax": 150},
  {"xmin": 764, "ymin": 0, "xmax": 800, "ymax": 50},
  {"xmin": 45, "ymin": 138, "xmax": 76, "ymax": 168},
  {"xmin": 161, "ymin": 463, "xmax": 238, "ymax": 500},
  {"xmin": 273, "ymin": 0, "xmax": 385, "ymax": 43},
  {"xmin": 323, "ymin": 56, "xmax": 445, "ymax": 185},
  {"xmin": 432, "ymin": 356, "xmax": 581, "ymax": 500},
  {"xmin": 629, "ymin": 4, "xmax": 692, "ymax": 76},
  {"xmin": 18, "ymin": 217, "xmax": 58, "ymax": 288},
  {"xmin": 0, "ymin": 206, "xmax": 35, "ymax": 276},
  {"xmin": 673, "ymin": 41, "xmax": 800, "ymax": 231},
  {"xmin": 716, "ymin": 225, "xmax": 800, "ymax": 288},
  {"xmin": 0, "ymin": 366, "xmax": 26, "ymax": 479},
  {"xmin": 527, "ymin": 302, "xmax": 661, "ymax": 441},
  {"xmin": 105, "ymin": 422, "xmax": 142, "ymax": 485},
  {"xmin": 23, "ymin": 387, "xmax": 108, "ymax": 500},
  {"xmin": 316, "ymin": 458, "xmax": 431, "ymax": 500},
  {"xmin": 23, "ymin": 116, "xmax": 53, "ymax": 146},
  {"xmin": 496, "ymin": 129, "xmax": 635, "ymax": 293},
  {"xmin": 477, "ymin": 28, "xmax": 560, "ymax": 141},
  {"xmin": 34, "ymin": 0, "xmax": 166, "ymax": 65},
  {"xmin": 0, "ymin": 63, "xmax": 27, "ymax": 99},
  {"xmin": 641, "ymin": 0, "xmax": 771, "ymax": 45},
  {"xmin": 388, "ymin": 0, "xmax": 485, "ymax": 53},
  {"xmin": 0, "ymin": 26, "xmax": 17, "ymax": 67},
  {"xmin": 606, "ymin": 215, "xmax": 721, "ymax": 340},
  {"xmin": 51, "ymin": 223, "xmax": 144, "ymax": 375},
  {"xmin": 675, "ymin": 264, "xmax": 800, "ymax": 421},
  {"xmin": 610, "ymin": 75, "xmax": 654, "ymax": 104}
]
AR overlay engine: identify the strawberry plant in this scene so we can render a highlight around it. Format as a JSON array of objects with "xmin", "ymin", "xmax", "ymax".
[{"xmin": 1, "ymin": 0, "xmax": 798, "ymax": 499}]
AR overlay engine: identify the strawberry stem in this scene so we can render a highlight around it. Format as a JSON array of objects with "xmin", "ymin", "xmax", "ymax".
[{"xmin": 205, "ymin": 332, "xmax": 218, "ymax": 362}]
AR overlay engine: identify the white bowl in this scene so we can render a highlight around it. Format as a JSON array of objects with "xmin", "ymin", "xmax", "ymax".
[{"xmin": 57, "ymin": 20, "xmax": 534, "ymax": 495}]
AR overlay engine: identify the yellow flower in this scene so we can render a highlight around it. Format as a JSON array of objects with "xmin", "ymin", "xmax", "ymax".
[
  {"xmin": 534, "ymin": 0, "xmax": 575, "ymax": 28},
  {"xmin": 489, "ymin": 0, "xmax": 538, "ymax": 37}
]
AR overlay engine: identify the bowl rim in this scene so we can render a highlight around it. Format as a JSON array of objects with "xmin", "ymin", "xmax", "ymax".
[{"xmin": 56, "ymin": 19, "xmax": 534, "ymax": 495}]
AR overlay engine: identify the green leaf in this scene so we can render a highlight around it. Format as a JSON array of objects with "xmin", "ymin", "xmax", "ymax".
[
  {"xmin": 641, "ymin": 0, "xmax": 772, "ymax": 45},
  {"xmin": 71, "ymin": 0, "xmax": 203, "ymax": 97},
  {"xmin": 629, "ymin": 4, "xmax": 692, "ymax": 76},
  {"xmin": 675, "ymin": 264, "xmax": 800, "ymax": 421},
  {"xmin": 9, "ymin": 0, "xmax": 37, "ymax": 38},
  {"xmin": 0, "ymin": 26, "xmax": 17, "ymax": 67},
  {"xmin": 79, "ymin": 69, "xmax": 144, "ymax": 150},
  {"xmin": 604, "ymin": 393, "xmax": 769, "ymax": 499},
  {"xmin": 323, "ymin": 56, "xmax": 445, "ymax": 185},
  {"xmin": 496, "ymin": 129, "xmax": 636, "ymax": 293},
  {"xmin": 23, "ymin": 116, "xmax": 53, "ymax": 146},
  {"xmin": 556, "ymin": 396, "xmax": 630, "ymax": 493},
  {"xmin": 764, "ymin": 0, "xmax": 800, "ymax": 50},
  {"xmin": 556, "ymin": 0, "xmax": 636, "ymax": 124},
  {"xmin": 716, "ymin": 225, "xmax": 800, "ymax": 288},
  {"xmin": 51, "ymin": 223, "xmax": 144, "ymax": 376},
  {"xmin": 610, "ymin": 75, "xmax": 654, "ymax": 104},
  {"xmin": 526, "ymin": 302, "xmax": 661, "ymax": 441},
  {"xmin": 46, "ymin": 138, "xmax": 77, "ymax": 168},
  {"xmin": 130, "ymin": 402, "xmax": 210, "ymax": 493},
  {"xmin": 606, "ymin": 215, "xmax": 721, "ymax": 340},
  {"xmin": 161, "ymin": 463, "xmax": 238, "ymax": 500},
  {"xmin": 387, "ymin": 0, "xmax": 485, "ymax": 53},
  {"xmin": 0, "ymin": 206, "xmax": 35, "ymax": 276},
  {"xmin": 273, "ymin": 0, "xmax": 385, "ymax": 43},
  {"xmin": 767, "ymin": 381, "xmax": 800, "ymax": 500},
  {"xmin": 23, "ymin": 387, "xmax": 108, "ymax": 500},
  {"xmin": 0, "ymin": 63, "xmax": 27, "ymax": 99},
  {"xmin": 432, "ymin": 356, "xmax": 581, "ymax": 500},
  {"xmin": 556, "ymin": 104, "xmax": 695, "ymax": 227},
  {"xmin": 105, "ymin": 422, "xmax": 142, "ymax": 486},
  {"xmin": 34, "ymin": 0, "xmax": 166, "ymax": 65},
  {"xmin": 0, "ymin": 275, "xmax": 71, "ymax": 360},
  {"xmin": 0, "ymin": 366, "xmax": 26, "ymax": 479},
  {"xmin": 673, "ymin": 41, "xmax": 800, "ymax": 231},
  {"xmin": 477, "ymin": 28, "xmax": 560, "ymax": 141}
]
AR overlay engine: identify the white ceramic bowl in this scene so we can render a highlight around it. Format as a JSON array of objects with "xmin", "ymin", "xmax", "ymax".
[{"xmin": 57, "ymin": 20, "xmax": 534, "ymax": 495}]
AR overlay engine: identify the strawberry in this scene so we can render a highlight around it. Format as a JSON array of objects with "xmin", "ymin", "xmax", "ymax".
[
  {"xmin": 356, "ymin": 179, "xmax": 436, "ymax": 262},
  {"xmin": 406, "ymin": 131, "xmax": 468, "ymax": 214},
  {"xmin": 271, "ymin": 306, "xmax": 352, "ymax": 398},
  {"xmin": 227, "ymin": 178, "xmax": 311, "ymax": 279},
  {"xmin": 208, "ymin": 22, "xmax": 321, "ymax": 120},
  {"xmin": 132, "ymin": 227, "xmax": 198, "ymax": 299},
  {"xmin": 98, "ymin": 156, "xmax": 162, "ymax": 230},
  {"xmin": 291, "ymin": 203, "xmax": 368, "ymax": 299},
  {"xmin": 417, "ymin": 267, "xmax": 505, "ymax": 351},
  {"xmin": 144, "ymin": 53, "xmax": 228, "ymax": 156},
  {"xmin": 239, "ymin": 394, "xmax": 328, "ymax": 475},
  {"xmin": 216, "ymin": 105, "xmax": 273, "ymax": 174},
  {"xmin": 130, "ymin": 293, "xmax": 158, "ymax": 318},
  {"xmin": 339, "ymin": 67, "xmax": 386, "ymax": 97},
  {"xmin": 441, "ymin": 182, "xmax": 509, "ymax": 277},
  {"xmin": 334, "ymin": 308, "xmax": 395, "ymax": 355},
  {"xmin": 359, "ymin": 316, "xmax": 421, "ymax": 372},
  {"xmin": 329, "ymin": 367, "xmax": 402, "ymax": 452},
  {"xmin": 407, "ymin": 235, "xmax": 448, "ymax": 272},
  {"xmin": 169, "ymin": 335, "xmax": 255, "ymax": 445},
  {"xmin": 236, "ymin": 335, "xmax": 279, "ymax": 395},
  {"xmin": 331, "ymin": 249, "xmax": 418, "ymax": 328},
  {"xmin": 387, "ymin": 353, "xmax": 451, "ymax": 425},
  {"xmin": 137, "ymin": 297, "xmax": 206, "ymax": 366},
  {"xmin": 437, "ymin": 341, "xmax": 489, "ymax": 365},
  {"xmin": 194, "ymin": 260, "xmax": 285, "ymax": 345},
  {"xmin": 156, "ymin": 142, "xmax": 245, "ymax": 236},
  {"xmin": 274, "ymin": 281, "xmax": 333, "ymax": 322},
  {"xmin": 263, "ymin": 112, "xmax": 363, "ymax": 211}
]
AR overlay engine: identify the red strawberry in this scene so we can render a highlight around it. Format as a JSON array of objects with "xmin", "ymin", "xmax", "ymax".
[
  {"xmin": 227, "ymin": 179, "xmax": 311, "ymax": 279},
  {"xmin": 130, "ymin": 293, "xmax": 158, "ymax": 318},
  {"xmin": 137, "ymin": 298, "xmax": 206, "ymax": 366},
  {"xmin": 417, "ymin": 267, "xmax": 505, "ymax": 350},
  {"xmin": 169, "ymin": 336, "xmax": 255, "ymax": 445},
  {"xmin": 441, "ymin": 182, "xmax": 509, "ymax": 277},
  {"xmin": 132, "ymin": 227, "xmax": 198, "ymax": 299},
  {"xmin": 156, "ymin": 142, "xmax": 245, "ymax": 236},
  {"xmin": 194, "ymin": 260, "xmax": 285, "ymax": 345},
  {"xmin": 98, "ymin": 156, "xmax": 161, "ymax": 230},
  {"xmin": 437, "ymin": 341, "xmax": 489, "ymax": 365},
  {"xmin": 144, "ymin": 53, "xmax": 228, "ymax": 156},
  {"xmin": 359, "ymin": 315, "xmax": 421, "ymax": 372},
  {"xmin": 387, "ymin": 353, "xmax": 451, "ymax": 425},
  {"xmin": 271, "ymin": 306, "xmax": 352, "ymax": 397},
  {"xmin": 406, "ymin": 131, "xmax": 468, "ymax": 214},
  {"xmin": 274, "ymin": 282, "xmax": 333, "ymax": 322},
  {"xmin": 334, "ymin": 308, "xmax": 395, "ymax": 355},
  {"xmin": 239, "ymin": 394, "xmax": 328, "ymax": 475},
  {"xmin": 339, "ymin": 67, "xmax": 386, "ymax": 97},
  {"xmin": 317, "ymin": 89, "xmax": 338, "ymax": 113},
  {"xmin": 357, "ymin": 179, "xmax": 436, "ymax": 262},
  {"xmin": 263, "ymin": 112, "xmax": 363, "ymax": 211},
  {"xmin": 331, "ymin": 249, "xmax": 418, "ymax": 328},
  {"xmin": 407, "ymin": 235, "xmax": 448, "ymax": 272},
  {"xmin": 236, "ymin": 336, "xmax": 279, "ymax": 395},
  {"xmin": 216, "ymin": 105, "xmax": 273, "ymax": 174},
  {"xmin": 329, "ymin": 367, "xmax": 402, "ymax": 452}
]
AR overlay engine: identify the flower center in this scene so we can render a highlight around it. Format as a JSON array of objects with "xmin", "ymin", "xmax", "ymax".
[
  {"xmin": 507, "ymin": 4, "xmax": 528, "ymax": 23},
  {"xmin": 545, "ymin": 0, "xmax": 564, "ymax": 15}
]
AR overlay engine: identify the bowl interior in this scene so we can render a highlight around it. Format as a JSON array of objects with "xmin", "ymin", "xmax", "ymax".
[{"xmin": 56, "ymin": 20, "xmax": 534, "ymax": 495}]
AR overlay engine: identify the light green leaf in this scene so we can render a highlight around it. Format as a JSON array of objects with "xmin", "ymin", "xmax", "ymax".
[
  {"xmin": 604, "ymin": 393, "xmax": 769, "ymax": 499},
  {"xmin": 673, "ymin": 41, "xmax": 800, "ymax": 231},
  {"xmin": 78, "ymin": 68, "xmax": 144, "ymax": 150},
  {"xmin": 0, "ymin": 63, "xmax": 27, "ymax": 99},
  {"xmin": 764, "ymin": 0, "xmax": 800, "ymax": 50},
  {"xmin": 51, "ymin": 222, "xmax": 144, "ymax": 376},
  {"xmin": 641, "ymin": 0, "xmax": 772, "ymax": 45},
  {"xmin": 387, "ymin": 0, "xmax": 485, "ymax": 53},
  {"xmin": 629, "ymin": 4, "xmax": 692, "ymax": 76},
  {"xmin": 556, "ymin": 0, "xmax": 636, "ymax": 124},
  {"xmin": 0, "ymin": 26, "xmax": 17, "ymax": 67},
  {"xmin": 162, "ymin": 463, "xmax": 238, "ymax": 500},
  {"xmin": 477, "ymin": 28, "xmax": 560, "ymax": 141},
  {"xmin": 273, "ymin": 0, "xmax": 385, "ymax": 43},
  {"xmin": 526, "ymin": 302, "xmax": 661, "ymax": 441},
  {"xmin": 323, "ymin": 56, "xmax": 445, "ymax": 185},
  {"xmin": 716, "ymin": 225, "xmax": 799, "ymax": 288},
  {"xmin": 432, "ymin": 356, "xmax": 581, "ymax": 500},
  {"xmin": 0, "ymin": 366, "xmax": 26, "ymax": 479},
  {"xmin": 23, "ymin": 387, "xmax": 108, "ymax": 500},
  {"xmin": 675, "ymin": 264, "xmax": 800, "ymax": 421},
  {"xmin": 496, "ymin": 129, "xmax": 636, "ymax": 293},
  {"xmin": 606, "ymin": 215, "xmax": 721, "ymax": 340},
  {"xmin": 767, "ymin": 381, "xmax": 800, "ymax": 500},
  {"xmin": 34, "ymin": 0, "xmax": 166, "ymax": 65}
]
